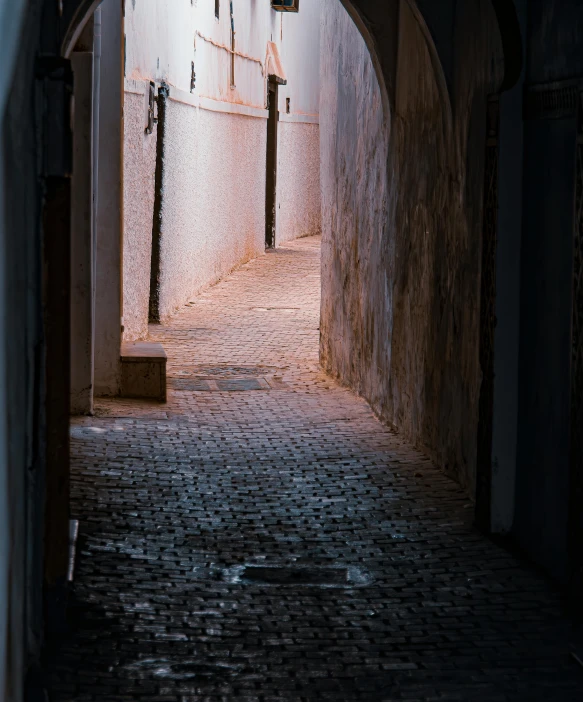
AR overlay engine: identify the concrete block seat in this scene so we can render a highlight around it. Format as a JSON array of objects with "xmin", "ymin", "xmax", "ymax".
[{"xmin": 120, "ymin": 342, "xmax": 167, "ymax": 402}]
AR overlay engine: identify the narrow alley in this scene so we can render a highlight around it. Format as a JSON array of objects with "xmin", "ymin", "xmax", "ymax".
[{"xmin": 46, "ymin": 237, "xmax": 582, "ymax": 701}]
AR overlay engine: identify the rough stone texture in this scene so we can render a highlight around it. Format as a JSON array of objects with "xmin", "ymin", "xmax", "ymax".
[
  {"xmin": 45, "ymin": 238, "xmax": 583, "ymax": 701},
  {"xmin": 276, "ymin": 122, "xmax": 321, "ymax": 246},
  {"xmin": 120, "ymin": 0, "xmax": 323, "ymax": 336},
  {"xmin": 320, "ymin": 0, "xmax": 391, "ymax": 435},
  {"xmin": 123, "ymin": 88, "xmax": 157, "ymax": 341},
  {"xmin": 158, "ymin": 101, "xmax": 267, "ymax": 321},
  {"xmin": 320, "ymin": 0, "xmax": 505, "ymax": 492}
]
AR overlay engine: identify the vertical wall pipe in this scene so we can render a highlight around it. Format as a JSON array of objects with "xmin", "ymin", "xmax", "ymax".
[{"xmin": 148, "ymin": 84, "xmax": 168, "ymax": 323}]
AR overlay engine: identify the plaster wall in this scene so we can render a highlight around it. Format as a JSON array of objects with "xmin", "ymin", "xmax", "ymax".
[
  {"xmin": 320, "ymin": 0, "xmax": 504, "ymax": 491},
  {"xmin": 526, "ymin": 0, "xmax": 583, "ymax": 84},
  {"xmin": 124, "ymin": 0, "xmax": 320, "ymax": 114},
  {"xmin": 94, "ymin": 0, "xmax": 123, "ymax": 395},
  {"xmin": 122, "ymin": 87, "xmax": 157, "ymax": 340},
  {"xmin": 276, "ymin": 0, "xmax": 321, "ymax": 117},
  {"xmin": 392, "ymin": 0, "xmax": 503, "ymax": 489},
  {"xmin": 276, "ymin": 120, "xmax": 321, "ymax": 245},
  {"xmin": 158, "ymin": 96, "xmax": 266, "ymax": 319},
  {"xmin": 515, "ymin": 116, "xmax": 576, "ymax": 581}
]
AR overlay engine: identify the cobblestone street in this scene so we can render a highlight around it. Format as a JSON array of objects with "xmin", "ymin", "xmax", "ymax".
[{"xmin": 47, "ymin": 236, "xmax": 583, "ymax": 701}]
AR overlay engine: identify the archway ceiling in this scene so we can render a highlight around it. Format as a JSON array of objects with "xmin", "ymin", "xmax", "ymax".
[{"xmin": 343, "ymin": 0, "xmax": 522, "ymax": 100}]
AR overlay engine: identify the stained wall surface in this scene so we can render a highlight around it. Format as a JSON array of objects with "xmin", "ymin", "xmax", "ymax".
[
  {"xmin": 320, "ymin": 0, "xmax": 504, "ymax": 491},
  {"xmin": 122, "ymin": 0, "xmax": 321, "ymax": 338},
  {"xmin": 122, "ymin": 87, "xmax": 157, "ymax": 341}
]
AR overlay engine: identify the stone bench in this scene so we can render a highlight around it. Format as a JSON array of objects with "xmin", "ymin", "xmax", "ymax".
[{"xmin": 120, "ymin": 342, "xmax": 167, "ymax": 402}]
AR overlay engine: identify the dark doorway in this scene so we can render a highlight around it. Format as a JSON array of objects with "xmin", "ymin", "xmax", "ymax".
[
  {"xmin": 515, "ymin": 84, "xmax": 578, "ymax": 582},
  {"xmin": 265, "ymin": 79, "xmax": 279, "ymax": 249}
]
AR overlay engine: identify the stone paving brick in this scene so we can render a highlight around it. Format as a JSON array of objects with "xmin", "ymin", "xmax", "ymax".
[{"xmin": 46, "ymin": 237, "xmax": 583, "ymax": 700}]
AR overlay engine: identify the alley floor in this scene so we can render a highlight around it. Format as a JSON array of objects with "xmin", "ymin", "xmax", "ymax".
[{"xmin": 47, "ymin": 236, "xmax": 583, "ymax": 701}]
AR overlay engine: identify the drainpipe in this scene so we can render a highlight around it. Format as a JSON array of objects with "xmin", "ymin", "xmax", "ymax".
[{"xmin": 149, "ymin": 83, "xmax": 169, "ymax": 324}]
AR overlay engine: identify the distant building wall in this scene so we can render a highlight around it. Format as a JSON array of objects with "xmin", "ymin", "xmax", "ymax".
[{"xmin": 122, "ymin": 0, "xmax": 321, "ymax": 337}]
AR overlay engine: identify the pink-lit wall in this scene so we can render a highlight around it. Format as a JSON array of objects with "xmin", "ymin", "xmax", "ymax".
[
  {"xmin": 122, "ymin": 85, "xmax": 157, "ymax": 341},
  {"xmin": 158, "ymin": 93, "xmax": 267, "ymax": 321},
  {"xmin": 121, "ymin": 0, "xmax": 322, "ymax": 340},
  {"xmin": 276, "ymin": 119, "xmax": 321, "ymax": 245}
]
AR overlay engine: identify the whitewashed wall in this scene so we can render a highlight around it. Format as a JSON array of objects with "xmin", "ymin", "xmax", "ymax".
[
  {"xmin": 274, "ymin": 0, "xmax": 321, "ymax": 244},
  {"xmin": 276, "ymin": 120, "xmax": 321, "ymax": 245},
  {"xmin": 122, "ymin": 0, "xmax": 321, "ymax": 338},
  {"xmin": 158, "ymin": 93, "xmax": 267, "ymax": 319}
]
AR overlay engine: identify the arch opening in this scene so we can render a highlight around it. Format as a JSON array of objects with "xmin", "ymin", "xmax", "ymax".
[{"xmin": 5, "ymin": 0, "xmax": 583, "ymax": 700}]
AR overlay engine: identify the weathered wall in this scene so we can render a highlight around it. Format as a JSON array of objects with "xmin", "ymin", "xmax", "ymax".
[
  {"xmin": 158, "ymin": 95, "xmax": 267, "ymax": 320},
  {"xmin": 276, "ymin": 0, "xmax": 321, "ymax": 117},
  {"xmin": 276, "ymin": 119, "xmax": 321, "ymax": 245},
  {"xmin": 94, "ymin": 0, "xmax": 123, "ymax": 394},
  {"xmin": 70, "ymin": 49, "xmax": 94, "ymax": 412},
  {"xmin": 122, "ymin": 85, "xmax": 157, "ymax": 340},
  {"xmin": 320, "ymin": 0, "xmax": 391, "ymax": 409},
  {"xmin": 320, "ymin": 0, "xmax": 504, "ymax": 491}
]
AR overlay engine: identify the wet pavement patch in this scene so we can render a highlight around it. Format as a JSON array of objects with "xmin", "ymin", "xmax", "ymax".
[{"xmin": 222, "ymin": 564, "xmax": 372, "ymax": 587}]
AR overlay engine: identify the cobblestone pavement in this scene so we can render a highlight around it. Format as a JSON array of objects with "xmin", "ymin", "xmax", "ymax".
[{"xmin": 47, "ymin": 236, "xmax": 583, "ymax": 701}]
